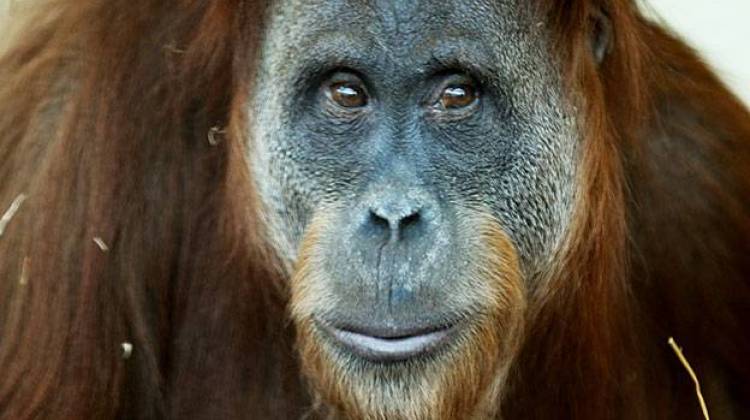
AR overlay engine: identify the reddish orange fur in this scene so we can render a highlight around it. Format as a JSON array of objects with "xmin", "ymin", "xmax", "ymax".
[{"xmin": 0, "ymin": 0, "xmax": 748, "ymax": 418}]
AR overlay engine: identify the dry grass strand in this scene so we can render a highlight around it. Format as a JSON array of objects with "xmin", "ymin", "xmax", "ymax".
[
  {"xmin": 0, "ymin": 194, "xmax": 27, "ymax": 237},
  {"xmin": 668, "ymin": 337, "xmax": 710, "ymax": 420}
]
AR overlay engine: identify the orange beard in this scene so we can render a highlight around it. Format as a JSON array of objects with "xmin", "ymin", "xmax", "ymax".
[{"xmin": 290, "ymin": 214, "xmax": 526, "ymax": 419}]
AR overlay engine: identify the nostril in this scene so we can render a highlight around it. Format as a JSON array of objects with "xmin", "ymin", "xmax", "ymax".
[
  {"xmin": 366, "ymin": 205, "xmax": 424, "ymax": 243},
  {"xmin": 369, "ymin": 210, "xmax": 391, "ymax": 233},
  {"xmin": 395, "ymin": 210, "xmax": 423, "ymax": 242},
  {"xmin": 399, "ymin": 212, "xmax": 420, "ymax": 231}
]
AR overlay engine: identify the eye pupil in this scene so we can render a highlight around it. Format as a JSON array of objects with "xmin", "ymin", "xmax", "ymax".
[
  {"xmin": 440, "ymin": 84, "xmax": 477, "ymax": 109},
  {"xmin": 330, "ymin": 82, "xmax": 367, "ymax": 108}
]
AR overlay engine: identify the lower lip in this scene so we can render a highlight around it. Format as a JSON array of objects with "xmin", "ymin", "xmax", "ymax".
[{"xmin": 318, "ymin": 323, "xmax": 457, "ymax": 362}]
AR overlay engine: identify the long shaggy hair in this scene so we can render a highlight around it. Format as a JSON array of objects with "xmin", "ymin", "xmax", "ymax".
[{"xmin": 0, "ymin": 0, "xmax": 748, "ymax": 419}]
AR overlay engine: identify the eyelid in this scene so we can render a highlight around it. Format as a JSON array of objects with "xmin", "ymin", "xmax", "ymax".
[
  {"xmin": 320, "ymin": 66, "xmax": 378, "ymax": 96},
  {"xmin": 325, "ymin": 70, "xmax": 364, "ymax": 85}
]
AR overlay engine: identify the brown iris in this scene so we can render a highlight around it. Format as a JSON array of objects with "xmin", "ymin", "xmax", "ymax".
[
  {"xmin": 328, "ymin": 82, "xmax": 368, "ymax": 108},
  {"xmin": 439, "ymin": 84, "xmax": 478, "ymax": 109}
]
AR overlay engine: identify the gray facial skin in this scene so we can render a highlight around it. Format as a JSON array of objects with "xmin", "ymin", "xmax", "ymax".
[{"xmin": 250, "ymin": 0, "xmax": 577, "ymax": 362}]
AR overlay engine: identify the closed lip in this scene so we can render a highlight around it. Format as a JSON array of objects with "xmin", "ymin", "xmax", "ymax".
[{"xmin": 316, "ymin": 319, "xmax": 459, "ymax": 363}]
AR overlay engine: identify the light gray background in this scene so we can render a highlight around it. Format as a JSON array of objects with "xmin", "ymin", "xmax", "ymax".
[
  {"xmin": 639, "ymin": 0, "xmax": 750, "ymax": 105},
  {"xmin": 1, "ymin": 0, "xmax": 748, "ymax": 104}
]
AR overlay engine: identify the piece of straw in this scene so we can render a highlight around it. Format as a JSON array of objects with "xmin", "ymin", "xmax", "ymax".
[
  {"xmin": 668, "ymin": 337, "xmax": 710, "ymax": 420},
  {"xmin": 0, "ymin": 193, "xmax": 27, "ymax": 237},
  {"xmin": 207, "ymin": 126, "xmax": 225, "ymax": 146},
  {"xmin": 93, "ymin": 237, "xmax": 109, "ymax": 252},
  {"xmin": 19, "ymin": 256, "xmax": 30, "ymax": 286},
  {"xmin": 121, "ymin": 342, "xmax": 133, "ymax": 360}
]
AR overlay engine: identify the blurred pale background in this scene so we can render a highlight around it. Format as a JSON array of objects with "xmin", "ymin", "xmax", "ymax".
[
  {"xmin": 639, "ymin": 0, "xmax": 750, "ymax": 105},
  {"xmin": 1, "ymin": 0, "xmax": 749, "ymax": 105}
]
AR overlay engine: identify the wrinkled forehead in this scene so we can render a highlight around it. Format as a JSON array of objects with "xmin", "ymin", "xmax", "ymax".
[{"xmin": 266, "ymin": 0, "xmax": 537, "ymax": 66}]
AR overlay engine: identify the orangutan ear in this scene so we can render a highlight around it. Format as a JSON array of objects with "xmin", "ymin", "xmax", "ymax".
[{"xmin": 590, "ymin": 8, "xmax": 613, "ymax": 64}]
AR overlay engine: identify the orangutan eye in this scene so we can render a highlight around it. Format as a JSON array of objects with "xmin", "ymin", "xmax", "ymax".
[
  {"xmin": 327, "ymin": 81, "xmax": 369, "ymax": 108},
  {"xmin": 438, "ymin": 82, "xmax": 479, "ymax": 110}
]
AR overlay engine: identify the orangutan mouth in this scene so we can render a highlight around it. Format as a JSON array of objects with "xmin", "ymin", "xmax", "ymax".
[{"xmin": 316, "ymin": 319, "xmax": 459, "ymax": 363}]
